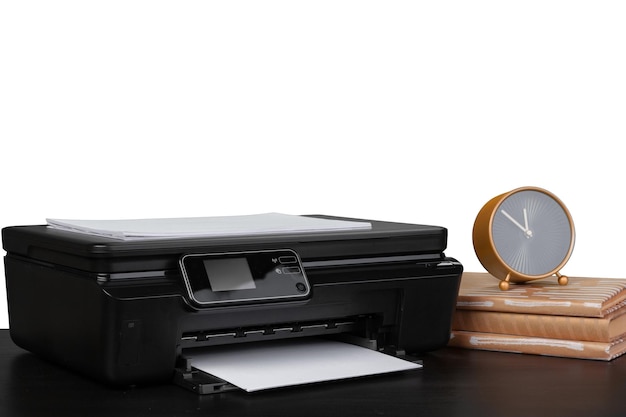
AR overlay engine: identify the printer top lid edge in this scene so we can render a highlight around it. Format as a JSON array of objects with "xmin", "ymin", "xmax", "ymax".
[{"xmin": 2, "ymin": 215, "xmax": 448, "ymax": 260}]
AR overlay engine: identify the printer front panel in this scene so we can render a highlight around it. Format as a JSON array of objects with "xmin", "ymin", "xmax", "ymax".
[{"xmin": 5, "ymin": 247, "xmax": 462, "ymax": 387}]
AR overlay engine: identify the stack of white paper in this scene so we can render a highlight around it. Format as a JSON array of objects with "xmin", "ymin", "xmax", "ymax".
[
  {"xmin": 46, "ymin": 213, "xmax": 371, "ymax": 240},
  {"xmin": 187, "ymin": 338, "xmax": 422, "ymax": 392}
]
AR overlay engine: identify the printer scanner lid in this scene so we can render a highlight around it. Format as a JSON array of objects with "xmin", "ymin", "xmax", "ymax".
[{"xmin": 2, "ymin": 215, "xmax": 448, "ymax": 273}]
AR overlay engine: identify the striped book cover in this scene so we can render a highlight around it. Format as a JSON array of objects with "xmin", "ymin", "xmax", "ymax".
[
  {"xmin": 448, "ymin": 330, "xmax": 626, "ymax": 361},
  {"xmin": 456, "ymin": 272, "xmax": 626, "ymax": 318},
  {"xmin": 452, "ymin": 308, "xmax": 626, "ymax": 342}
]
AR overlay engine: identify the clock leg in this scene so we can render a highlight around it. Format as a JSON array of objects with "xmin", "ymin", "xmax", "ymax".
[
  {"xmin": 499, "ymin": 273, "xmax": 511, "ymax": 291},
  {"xmin": 556, "ymin": 272, "xmax": 569, "ymax": 286}
]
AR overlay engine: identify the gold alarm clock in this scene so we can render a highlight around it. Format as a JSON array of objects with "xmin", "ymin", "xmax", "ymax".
[{"xmin": 473, "ymin": 186, "xmax": 575, "ymax": 291}]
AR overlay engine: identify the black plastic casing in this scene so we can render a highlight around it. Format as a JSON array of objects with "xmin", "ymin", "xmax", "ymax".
[{"xmin": 2, "ymin": 215, "xmax": 463, "ymax": 387}]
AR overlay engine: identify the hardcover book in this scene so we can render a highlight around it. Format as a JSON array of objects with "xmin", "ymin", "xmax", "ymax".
[
  {"xmin": 456, "ymin": 272, "xmax": 626, "ymax": 318},
  {"xmin": 452, "ymin": 308, "xmax": 626, "ymax": 342},
  {"xmin": 448, "ymin": 330, "xmax": 626, "ymax": 361}
]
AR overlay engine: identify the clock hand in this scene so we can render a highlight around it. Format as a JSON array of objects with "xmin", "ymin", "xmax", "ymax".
[
  {"xmin": 501, "ymin": 209, "xmax": 533, "ymax": 238},
  {"xmin": 501, "ymin": 210, "xmax": 527, "ymax": 233},
  {"xmin": 523, "ymin": 208, "xmax": 529, "ymax": 231},
  {"xmin": 522, "ymin": 208, "xmax": 533, "ymax": 237}
]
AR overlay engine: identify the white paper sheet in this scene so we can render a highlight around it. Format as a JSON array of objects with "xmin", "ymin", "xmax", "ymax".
[
  {"xmin": 46, "ymin": 213, "xmax": 371, "ymax": 240},
  {"xmin": 187, "ymin": 338, "xmax": 422, "ymax": 392}
]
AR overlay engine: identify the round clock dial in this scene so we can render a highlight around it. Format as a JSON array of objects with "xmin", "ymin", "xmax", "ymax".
[
  {"xmin": 493, "ymin": 189, "xmax": 573, "ymax": 276},
  {"xmin": 473, "ymin": 187, "xmax": 575, "ymax": 290}
]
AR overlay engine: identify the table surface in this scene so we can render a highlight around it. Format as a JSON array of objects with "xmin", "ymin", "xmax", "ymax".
[{"xmin": 1, "ymin": 329, "xmax": 625, "ymax": 417}]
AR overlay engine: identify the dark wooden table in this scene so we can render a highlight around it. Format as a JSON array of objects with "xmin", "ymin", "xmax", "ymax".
[{"xmin": 1, "ymin": 329, "xmax": 625, "ymax": 417}]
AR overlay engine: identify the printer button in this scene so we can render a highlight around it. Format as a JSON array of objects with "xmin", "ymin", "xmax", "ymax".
[{"xmin": 279, "ymin": 256, "xmax": 298, "ymax": 264}]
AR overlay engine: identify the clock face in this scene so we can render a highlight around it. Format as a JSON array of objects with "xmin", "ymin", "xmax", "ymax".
[{"xmin": 491, "ymin": 189, "xmax": 573, "ymax": 277}]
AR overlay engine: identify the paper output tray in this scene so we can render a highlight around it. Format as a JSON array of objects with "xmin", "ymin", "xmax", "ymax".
[
  {"xmin": 174, "ymin": 359, "xmax": 238, "ymax": 394},
  {"xmin": 173, "ymin": 320, "xmax": 363, "ymax": 395},
  {"xmin": 173, "ymin": 335, "xmax": 424, "ymax": 395}
]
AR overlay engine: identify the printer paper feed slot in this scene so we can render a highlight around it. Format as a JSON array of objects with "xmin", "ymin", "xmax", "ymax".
[{"xmin": 185, "ymin": 338, "xmax": 422, "ymax": 393}]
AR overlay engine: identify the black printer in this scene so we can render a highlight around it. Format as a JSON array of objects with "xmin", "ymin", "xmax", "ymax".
[{"xmin": 2, "ymin": 215, "xmax": 463, "ymax": 393}]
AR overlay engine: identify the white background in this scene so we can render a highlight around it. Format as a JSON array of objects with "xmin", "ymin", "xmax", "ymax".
[{"xmin": 1, "ymin": 1, "xmax": 625, "ymax": 329}]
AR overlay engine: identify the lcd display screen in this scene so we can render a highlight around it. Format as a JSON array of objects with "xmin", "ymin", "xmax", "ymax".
[{"xmin": 203, "ymin": 258, "xmax": 257, "ymax": 292}]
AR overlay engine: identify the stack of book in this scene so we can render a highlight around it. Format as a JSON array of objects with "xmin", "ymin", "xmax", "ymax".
[{"xmin": 448, "ymin": 272, "xmax": 626, "ymax": 361}]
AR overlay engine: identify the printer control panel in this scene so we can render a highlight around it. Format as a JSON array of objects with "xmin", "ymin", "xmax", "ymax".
[{"xmin": 179, "ymin": 249, "xmax": 311, "ymax": 307}]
